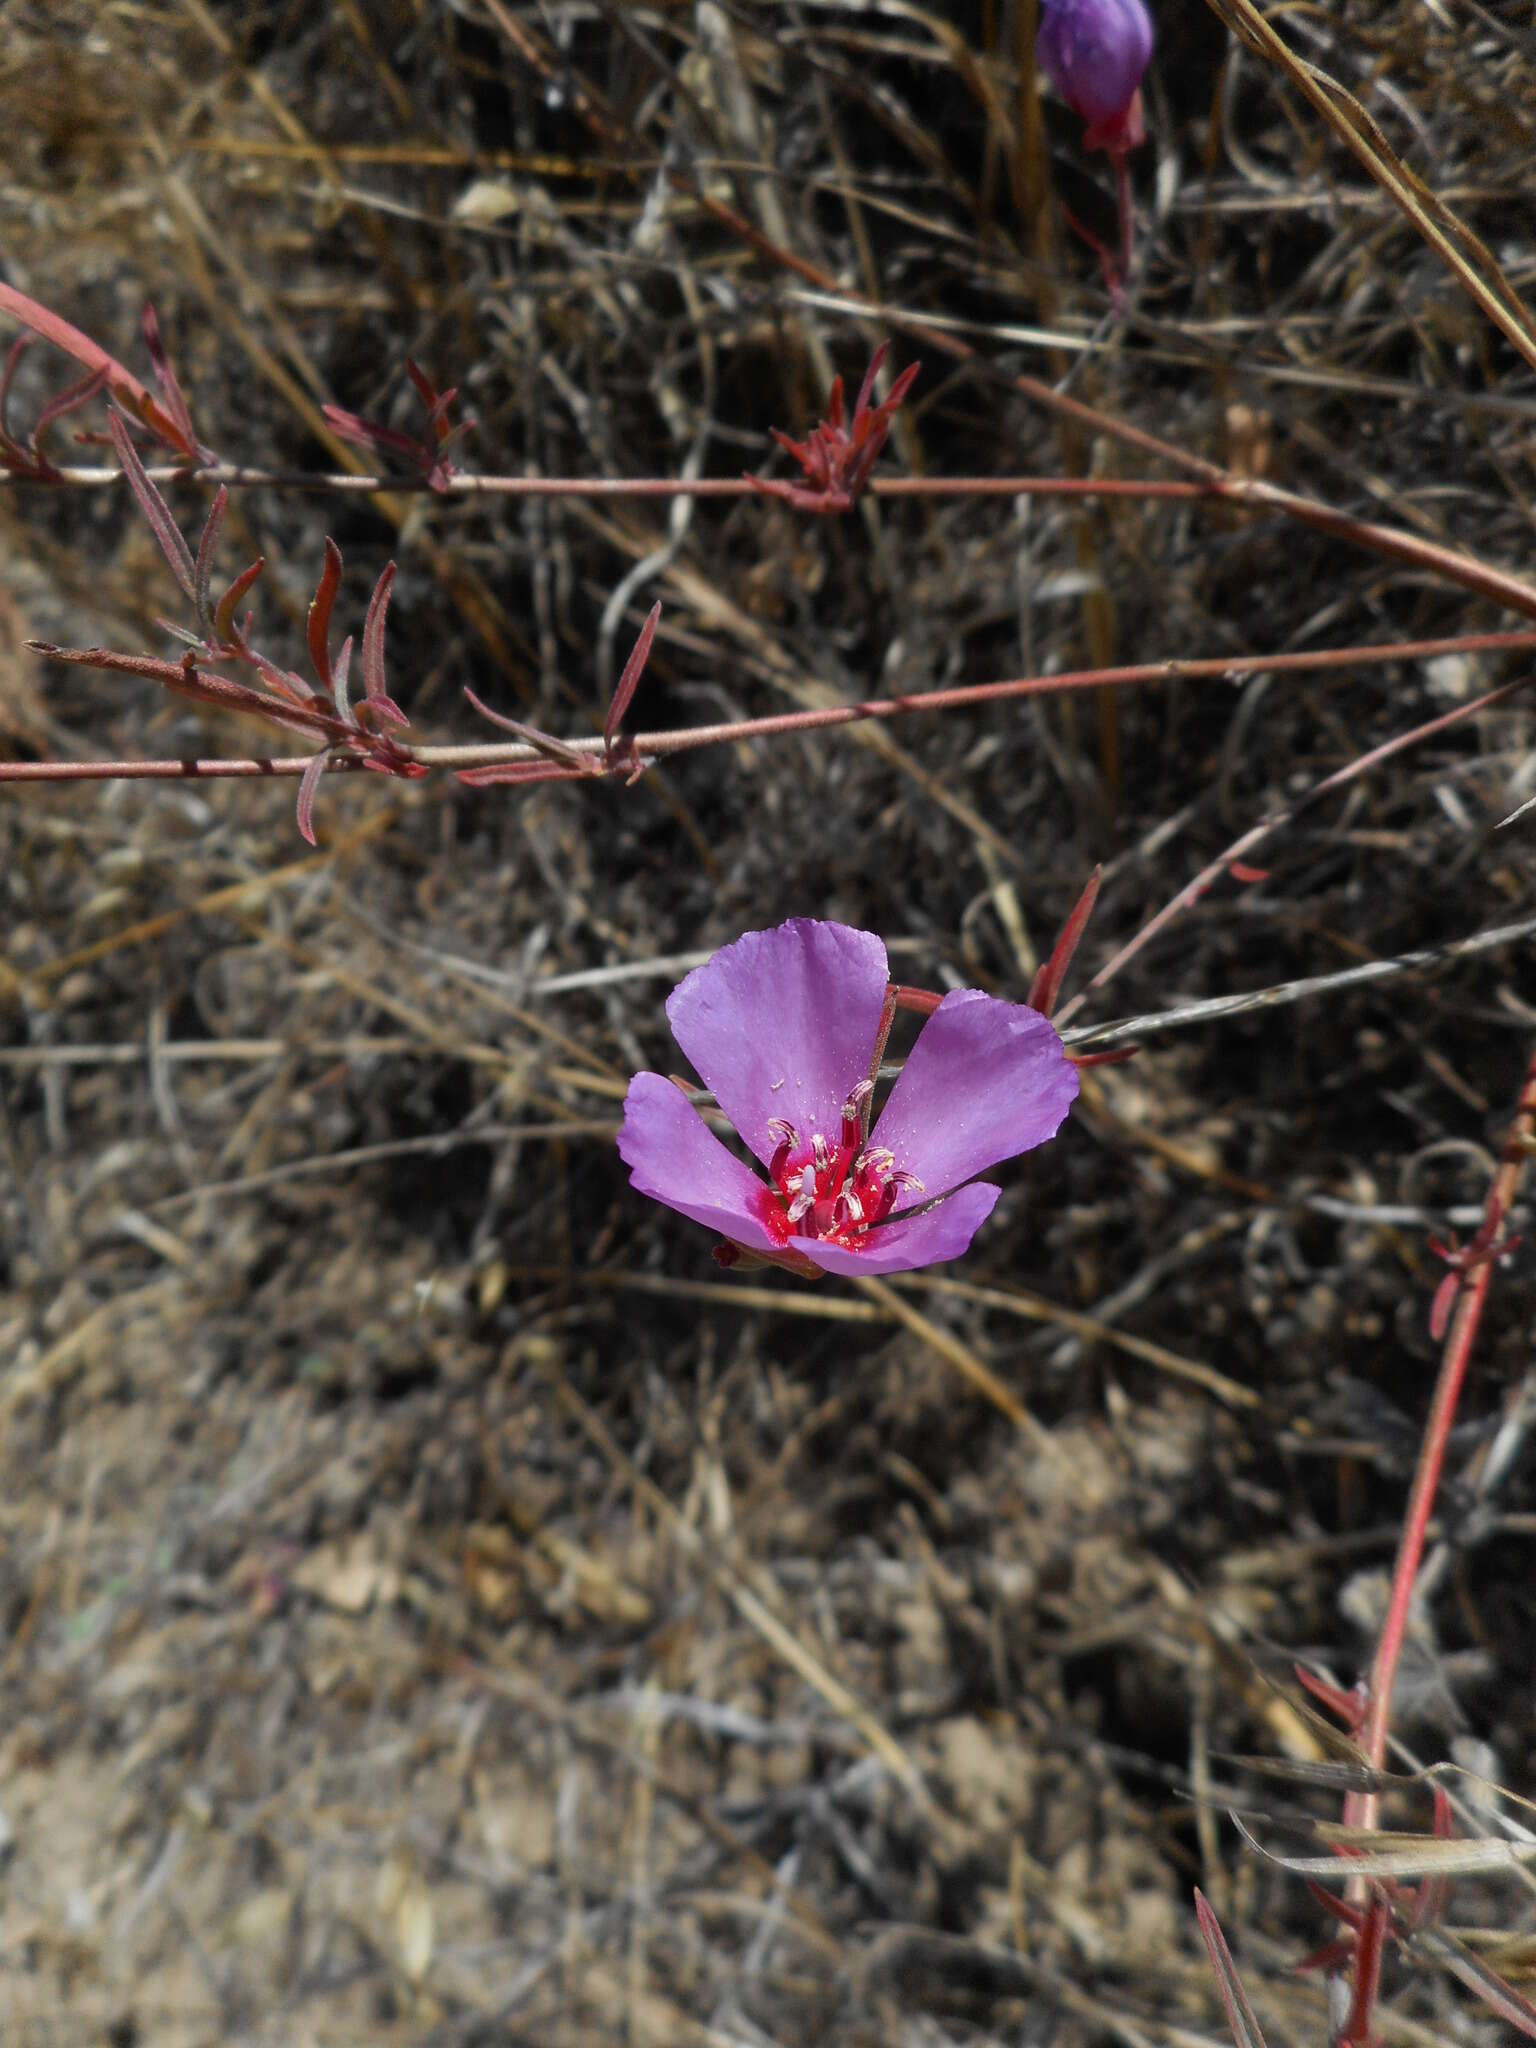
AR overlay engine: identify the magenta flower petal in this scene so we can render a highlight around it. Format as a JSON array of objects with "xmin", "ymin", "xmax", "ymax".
[
  {"xmin": 1037, "ymin": 0, "xmax": 1153, "ymax": 127},
  {"xmin": 870, "ymin": 989, "xmax": 1078, "ymax": 1208},
  {"xmin": 666, "ymin": 919, "xmax": 889, "ymax": 1166},
  {"xmin": 796, "ymin": 1183, "xmax": 1001, "ymax": 1277},
  {"xmin": 619, "ymin": 923, "xmax": 1080, "ymax": 1277},
  {"xmin": 617, "ymin": 1072, "xmax": 781, "ymax": 1253}
]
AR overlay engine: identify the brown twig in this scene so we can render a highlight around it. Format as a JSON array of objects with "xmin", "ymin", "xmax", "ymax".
[{"xmin": 0, "ymin": 461, "xmax": 1213, "ymax": 501}]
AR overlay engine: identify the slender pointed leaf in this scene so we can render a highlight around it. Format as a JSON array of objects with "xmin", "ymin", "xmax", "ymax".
[
  {"xmin": 109, "ymin": 408, "xmax": 196, "ymax": 602},
  {"xmin": 332, "ymin": 635, "xmax": 354, "ymax": 725},
  {"xmin": 361, "ymin": 562, "xmax": 406, "ymax": 725},
  {"xmin": 604, "ymin": 600, "xmax": 660, "ymax": 753},
  {"xmin": 1028, "ymin": 868, "xmax": 1102, "ymax": 1017},
  {"xmin": 193, "ymin": 486, "xmax": 227, "ymax": 638},
  {"xmin": 140, "ymin": 302, "xmax": 198, "ymax": 450},
  {"xmin": 0, "ymin": 279, "xmax": 198, "ymax": 456},
  {"xmin": 405, "ymin": 358, "xmax": 438, "ymax": 411},
  {"xmin": 295, "ymin": 750, "xmax": 328, "ymax": 846},
  {"xmin": 32, "ymin": 361, "xmax": 110, "ymax": 451},
  {"xmin": 322, "ymin": 402, "xmax": 422, "ymax": 463},
  {"xmin": 307, "ymin": 538, "xmax": 343, "ymax": 694},
  {"xmin": 852, "ymin": 340, "xmax": 888, "ymax": 422},
  {"xmin": 213, "ymin": 557, "xmax": 265, "ymax": 646}
]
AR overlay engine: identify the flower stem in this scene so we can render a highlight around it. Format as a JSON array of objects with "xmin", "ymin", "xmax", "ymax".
[{"xmin": 1338, "ymin": 1044, "xmax": 1536, "ymax": 2044}]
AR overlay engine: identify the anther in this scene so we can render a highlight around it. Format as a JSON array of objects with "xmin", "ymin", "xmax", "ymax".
[
  {"xmin": 767, "ymin": 1116, "xmax": 798, "ymax": 1181},
  {"xmin": 841, "ymin": 1077, "xmax": 875, "ymax": 1145},
  {"xmin": 841, "ymin": 1078, "xmax": 874, "ymax": 1119}
]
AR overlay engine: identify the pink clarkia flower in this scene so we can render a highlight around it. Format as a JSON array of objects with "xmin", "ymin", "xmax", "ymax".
[
  {"xmin": 1037, "ymin": 0, "xmax": 1154, "ymax": 154},
  {"xmin": 616, "ymin": 919, "xmax": 1078, "ymax": 1277}
]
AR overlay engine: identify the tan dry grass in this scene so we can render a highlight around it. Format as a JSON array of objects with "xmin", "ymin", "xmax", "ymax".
[{"xmin": 3, "ymin": 2, "xmax": 1536, "ymax": 2043}]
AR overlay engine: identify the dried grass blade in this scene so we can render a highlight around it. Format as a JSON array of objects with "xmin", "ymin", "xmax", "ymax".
[
  {"xmin": 1411, "ymin": 1927, "xmax": 1536, "ymax": 2039},
  {"xmin": 1206, "ymin": 0, "xmax": 1536, "ymax": 377},
  {"xmin": 1215, "ymin": 1754, "xmax": 1402, "ymax": 1795},
  {"xmin": 1235, "ymin": 1811, "xmax": 1536, "ymax": 1880}
]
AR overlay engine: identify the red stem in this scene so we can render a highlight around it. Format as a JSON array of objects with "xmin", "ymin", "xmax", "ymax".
[
  {"xmin": 12, "ymin": 630, "xmax": 1533, "ymax": 787},
  {"xmin": 1339, "ymin": 1047, "xmax": 1536, "ymax": 2043},
  {"xmin": 1054, "ymin": 664, "xmax": 1536, "ymax": 1029}
]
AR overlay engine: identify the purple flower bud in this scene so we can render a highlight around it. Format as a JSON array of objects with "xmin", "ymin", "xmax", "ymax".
[{"xmin": 1037, "ymin": 0, "xmax": 1153, "ymax": 140}]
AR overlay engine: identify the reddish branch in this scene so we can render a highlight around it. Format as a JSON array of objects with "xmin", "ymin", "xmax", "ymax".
[
  {"xmin": 14, "ymin": 630, "xmax": 1536, "ymax": 800},
  {"xmin": 1330, "ymin": 1048, "xmax": 1536, "ymax": 2045},
  {"xmin": 1054, "ymin": 664, "xmax": 1536, "ymax": 1029}
]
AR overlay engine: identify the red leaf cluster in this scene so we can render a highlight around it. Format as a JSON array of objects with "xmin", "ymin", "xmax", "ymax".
[
  {"xmin": 323, "ymin": 359, "xmax": 470, "ymax": 493},
  {"xmin": 750, "ymin": 343, "xmax": 919, "ymax": 515},
  {"xmin": 39, "ymin": 410, "xmax": 423, "ymax": 843}
]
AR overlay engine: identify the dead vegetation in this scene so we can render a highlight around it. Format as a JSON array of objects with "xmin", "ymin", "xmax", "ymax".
[{"xmin": 2, "ymin": 2, "xmax": 1536, "ymax": 2042}]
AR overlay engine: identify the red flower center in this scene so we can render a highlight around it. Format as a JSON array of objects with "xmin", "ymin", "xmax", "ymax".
[{"xmin": 754, "ymin": 1084, "xmax": 922, "ymax": 1250}]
